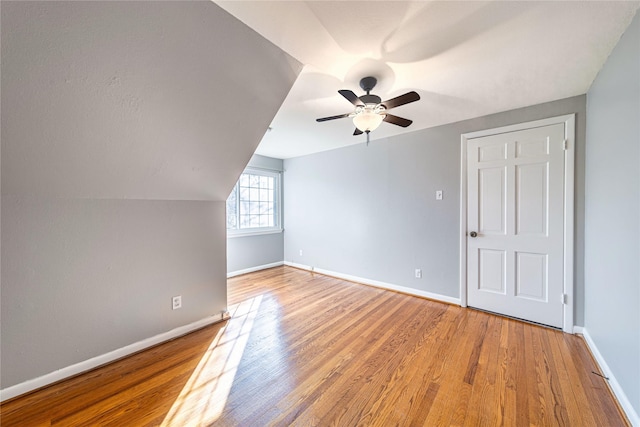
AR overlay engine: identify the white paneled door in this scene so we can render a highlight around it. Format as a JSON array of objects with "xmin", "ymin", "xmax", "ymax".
[{"xmin": 466, "ymin": 123, "xmax": 566, "ymax": 328}]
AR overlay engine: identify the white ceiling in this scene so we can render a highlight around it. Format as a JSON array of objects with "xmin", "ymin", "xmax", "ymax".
[{"xmin": 216, "ymin": 1, "xmax": 639, "ymax": 159}]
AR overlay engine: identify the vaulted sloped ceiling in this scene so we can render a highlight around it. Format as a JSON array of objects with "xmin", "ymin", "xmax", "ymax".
[{"xmin": 2, "ymin": 1, "xmax": 301, "ymax": 201}]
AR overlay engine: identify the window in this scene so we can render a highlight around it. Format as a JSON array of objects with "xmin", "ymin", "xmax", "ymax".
[{"xmin": 226, "ymin": 168, "xmax": 281, "ymax": 236}]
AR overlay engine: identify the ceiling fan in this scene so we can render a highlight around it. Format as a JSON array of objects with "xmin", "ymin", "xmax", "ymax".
[{"xmin": 316, "ymin": 76, "xmax": 420, "ymax": 144}]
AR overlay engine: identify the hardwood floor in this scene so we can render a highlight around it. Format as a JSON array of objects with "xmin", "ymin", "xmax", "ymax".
[{"xmin": 1, "ymin": 266, "xmax": 628, "ymax": 426}]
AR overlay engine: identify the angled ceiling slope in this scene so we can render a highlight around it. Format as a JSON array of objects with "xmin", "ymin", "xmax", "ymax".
[
  {"xmin": 2, "ymin": 1, "xmax": 301, "ymax": 201},
  {"xmin": 216, "ymin": 1, "xmax": 640, "ymax": 159}
]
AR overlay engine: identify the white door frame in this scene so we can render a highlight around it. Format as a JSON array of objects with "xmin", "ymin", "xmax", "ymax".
[{"xmin": 459, "ymin": 114, "xmax": 575, "ymax": 333}]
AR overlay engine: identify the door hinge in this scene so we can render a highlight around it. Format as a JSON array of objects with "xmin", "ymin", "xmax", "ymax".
[
  {"xmin": 562, "ymin": 293, "xmax": 568, "ymax": 304},
  {"xmin": 563, "ymin": 139, "xmax": 568, "ymax": 150}
]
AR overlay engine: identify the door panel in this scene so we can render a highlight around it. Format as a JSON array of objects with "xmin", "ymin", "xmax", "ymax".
[
  {"xmin": 479, "ymin": 167, "xmax": 506, "ymax": 234},
  {"xmin": 516, "ymin": 163, "xmax": 547, "ymax": 236},
  {"xmin": 478, "ymin": 249, "xmax": 506, "ymax": 294},
  {"xmin": 467, "ymin": 123, "xmax": 565, "ymax": 328},
  {"xmin": 516, "ymin": 138, "xmax": 549, "ymax": 158},
  {"xmin": 515, "ymin": 251, "xmax": 547, "ymax": 301},
  {"xmin": 479, "ymin": 143, "xmax": 507, "ymax": 162}
]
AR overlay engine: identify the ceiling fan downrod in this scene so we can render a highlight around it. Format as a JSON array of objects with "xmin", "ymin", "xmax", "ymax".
[
  {"xmin": 359, "ymin": 76, "xmax": 377, "ymax": 95},
  {"xmin": 358, "ymin": 77, "xmax": 382, "ymax": 105}
]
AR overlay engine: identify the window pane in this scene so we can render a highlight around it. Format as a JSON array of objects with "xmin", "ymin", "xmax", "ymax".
[
  {"xmin": 226, "ymin": 187, "xmax": 237, "ymax": 229},
  {"xmin": 226, "ymin": 213, "xmax": 237, "ymax": 229},
  {"xmin": 228, "ymin": 169, "xmax": 280, "ymax": 233}
]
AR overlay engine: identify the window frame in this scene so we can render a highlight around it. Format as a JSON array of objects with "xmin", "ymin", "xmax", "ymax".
[{"xmin": 226, "ymin": 167, "xmax": 282, "ymax": 238}]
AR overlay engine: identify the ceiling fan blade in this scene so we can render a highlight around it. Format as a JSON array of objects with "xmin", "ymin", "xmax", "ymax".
[
  {"xmin": 339, "ymin": 90, "xmax": 364, "ymax": 106},
  {"xmin": 381, "ymin": 91, "xmax": 420, "ymax": 109},
  {"xmin": 383, "ymin": 114, "xmax": 413, "ymax": 127},
  {"xmin": 353, "ymin": 128, "xmax": 363, "ymax": 136},
  {"xmin": 316, "ymin": 113, "xmax": 351, "ymax": 122}
]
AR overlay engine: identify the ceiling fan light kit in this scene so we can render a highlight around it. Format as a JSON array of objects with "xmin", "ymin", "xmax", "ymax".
[
  {"xmin": 316, "ymin": 76, "xmax": 420, "ymax": 145},
  {"xmin": 352, "ymin": 104, "xmax": 386, "ymax": 132}
]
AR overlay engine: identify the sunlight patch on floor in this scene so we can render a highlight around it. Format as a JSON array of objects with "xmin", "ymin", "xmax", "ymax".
[{"xmin": 161, "ymin": 295, "xmax": 263, "ymax": 426}]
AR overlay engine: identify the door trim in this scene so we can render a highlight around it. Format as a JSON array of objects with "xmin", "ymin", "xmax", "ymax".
[{"xmin": 459, "ymin": 114, "xmax": 575, "ymax": 333}]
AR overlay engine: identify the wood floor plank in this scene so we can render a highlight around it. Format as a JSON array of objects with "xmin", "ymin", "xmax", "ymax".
[
  {"xmin": 229, "ymin": 287, "xmax": 403, "ymax": 426},
  {"xmin": 477, "ymin": 315, "xmax": 504, "ymax": 426},
  {"xmin": 537, "ymin": 327, "xmax": 572, "ymax": 424},
  {"xmin": 425, "ymin": 309, "xmax": 480, "ymax": 426},
  {"xmin": 366, "ymin": 307, "xmax": 457, "ymax": 426},
  {"xmin": 0, "ymin": 266, "xmax": 630, "ymax": 426},
  {"xmin": 495, "ymin": 318, "xmax": 513, "ymax": 426},
  {"xmin": 551, "ymin": 331, "xmax": 599, "ymax": 426},
  {"xmin": 524, "ymin": 320, "xmax": 548, "ymax": 426},
  {"xmin": 462, "ymin": 314, "xmax": 499, "ymax": 426},
  {"xmin": 565, "ymin": 333, "xmax": 628, "ymax": 425},
  {"xmin": 427, "ymin": 310, "xmax": 480, "ymax": 426},
  {"xmin": 265, "ymin": 292, "xmax": 418, "ymax": 426},
  {"xmin": 309, "ymin": 300, "xmax": 444, "ymax": 426}
]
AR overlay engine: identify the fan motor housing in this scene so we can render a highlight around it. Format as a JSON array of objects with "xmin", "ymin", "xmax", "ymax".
[{"xmin": 360, "ymin": 94, "xmax": 381, "ymax": 104}]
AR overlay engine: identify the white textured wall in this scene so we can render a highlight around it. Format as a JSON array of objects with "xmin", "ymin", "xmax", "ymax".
[
  {"xmin": 1, "ymin": 1, "xmax": 300, "ymax": 389},
  {"xmin": 585, "ymin": 10, "xmax": 640, "ymax": 417}
]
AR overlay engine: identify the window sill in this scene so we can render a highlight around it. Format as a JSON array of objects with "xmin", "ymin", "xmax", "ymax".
[{"xmin": 227, "ymin": 229, "xmax": 284, "ymax": 239}]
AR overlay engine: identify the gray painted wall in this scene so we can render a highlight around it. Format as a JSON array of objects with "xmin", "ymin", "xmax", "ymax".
[
  {"xmin": 227, "ymin": 155, "xmax": 285, "ymax": 274},
  {"xmin": 284, "ymin": 96, "xmax": 586, "ymax": 321},
  {"xmin": 1, "ymin": 2, "xmax": 300, "ymax": 389},
  {"xmin": 2, "ymin": 198, "xmax": 227, "ymax": 387},
  {"xmin": 227, "ymin": 233, "xmax": 284, "ymax": 274},
  {"xmin": 245, "ymin": 153, "xmax": 285, "ymax": 173},
  {"xmin": 585, "ymin": 11, "xmax": 639, "ymax": 416}
]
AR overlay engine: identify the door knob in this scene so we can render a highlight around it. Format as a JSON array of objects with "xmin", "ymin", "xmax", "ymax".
[{"xmin": 469, "ymin": 231, "xmax": 478, "ymax": 238}]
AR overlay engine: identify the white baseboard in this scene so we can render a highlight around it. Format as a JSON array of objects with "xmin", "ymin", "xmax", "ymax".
[
  {"xmin": 578, "ymin": 327, "xmax": 639, "ymax": 426},
  {"xmin": 227, "ymin": 261, "xmax": 284, "ymax": 278},
  {"xmin": 284, "ymin": 261, "xmax": 461, "ymax": 306},
  {"xmin": 0, "ymin": 312, "xmax": 230, "ymax": 403}
]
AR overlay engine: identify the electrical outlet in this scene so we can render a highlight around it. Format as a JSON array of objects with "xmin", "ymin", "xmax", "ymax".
[
  {"xmin": 299, "ymin": 249, "xmax": 303, "ymax": 256},
  {"xmin": 172, "ymin": 295, "xmax": 182, "ymax": 310},
  {"xmin": 415, "ymin": 269, "xmax": 422, "ymax": 279}
]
